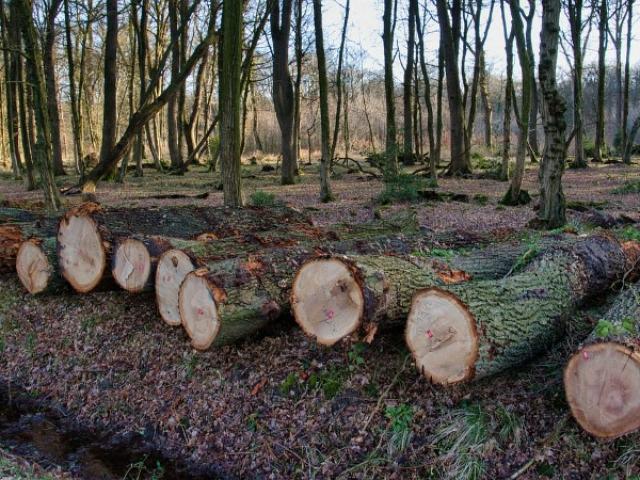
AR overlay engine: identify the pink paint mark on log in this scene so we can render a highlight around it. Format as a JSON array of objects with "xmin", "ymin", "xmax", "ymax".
[
  {"xmin": 426, "ymin": 330, "xmax": 434, "ymax": 338},
  {"xmin": 583, "ymin": 350, "xmax": 589, "ymax": 360}
]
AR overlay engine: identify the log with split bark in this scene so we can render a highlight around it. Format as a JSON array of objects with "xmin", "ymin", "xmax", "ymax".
[
  {"xmin": 564, "ymin": 284, "xmax": 640, "ymax": 439},
  {"xmin": 175, "ymin": 236, "xmax": 562, "ymax": 350},
  {"xmin": 405, "ymin": 235, "xmax": 640, "ymax": 386},
  {"xmin": 57, "ymin": 202, "xmax": 314, "ymax": 293}
]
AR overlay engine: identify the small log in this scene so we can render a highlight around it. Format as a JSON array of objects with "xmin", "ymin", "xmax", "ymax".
[
  {"xmin": 16, "ymin": 238, "xmax": 64, "ymax": 294},
  {"xmin": 405, "ymin": 234, "xmax": 640, "ymax": 385},
  {"xmin": 0, "ymin": 218, "xmax": 59, "ymax": 272},
  {"xmin": 564, "ymin": 285, "xmax": 640, "ymax": 439},
  {"xmin": 57, "ymin": 202, "xmax": 313, "ymax": 293}
]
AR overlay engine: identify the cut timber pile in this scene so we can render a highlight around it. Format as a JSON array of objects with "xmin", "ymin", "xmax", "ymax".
[
  {"xmin": 57, "ymin": 202, "xmax": 314, "ymax": 293},
  {"xmin": 175, "ymin": 235, "xmax": 566, "ymax": 350},
  {"xmin": 564, "ymin": 284, "xmax": 640, "ymax": 439},
  {"xmin": 405, "ymin": 234, "xmax": 640, "ymax": 385}
]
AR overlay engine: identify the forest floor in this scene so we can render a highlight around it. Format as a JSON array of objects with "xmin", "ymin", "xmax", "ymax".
[{"xmin": 0, "ymin": 157, "xmax": 640, "ymax": 479}]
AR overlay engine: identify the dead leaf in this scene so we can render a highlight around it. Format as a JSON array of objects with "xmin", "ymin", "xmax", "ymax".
[{"xmin": 251, "ymin": 378, "xmax": 267, "ymax": 395}]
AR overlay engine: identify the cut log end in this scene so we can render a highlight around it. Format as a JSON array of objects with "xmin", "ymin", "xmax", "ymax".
[
  {"xmin": 112, "ymin": 239, "xmax": 151, "ymax": 292},
  {"xmin": 16, "ymin": 240, "xmax": 51, "ymax": 294},
  {"xmin": 291, "ymin": 258, "xmax": 364, "ymax": 346},
  {"xmin": 406, "ymin": 288, "xmax": 478, "ymax": 385},
  {"xmin": 179, "ymin": 272, "xmax": 220, "ymax": 350},
  {"xmin": 564, "ymin": 342, "xmax": 640, "ymax": 439},
  {"xmin": 155, "ymin": 249, "xmax": 195, "ymax": 326},
  {"xmin": 57, "ymin": 214, "xmax": 106, "ymax": 293}
]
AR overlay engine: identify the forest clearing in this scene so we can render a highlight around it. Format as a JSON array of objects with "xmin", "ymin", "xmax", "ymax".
[{"xmin": 2, "ymin": 0, "xmax": 640, "ymax": 477}]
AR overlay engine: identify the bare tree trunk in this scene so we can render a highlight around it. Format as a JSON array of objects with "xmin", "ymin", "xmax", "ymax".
[
  {"xmin": 502, "ymin": 0, "xmax": 531, "ymax": 205},
  {"xmin": 292, "ymin": 0, "xmax": 303, "ymax": 168},
  {"xmin": 167, "ymin": 0, "xmax": 185, "ymax": 173},
  {"xmin": 479, "ymin": 50, "xmax": 493, "ymax": 150},
  {"xmin": 622, "ymin": 0, "xmax": 634, "ymax": 164},
  {"xmin": 312, "ymin": 0, "xmax": 333, "ymax": 202},
  {"xmin": 63, "ymin": 0, "xmax": 84, "ymax": 175},
  {"xmin": 525, "ymin": 0, "xmax": 539, "ymax": 158},
  {"xmin": 568, "ymin": 0, "xmax": 586, "ymax": 168},
  {"xmin": 500, "ymin": 1, "xmax": 514, "ymax": 182},
  {"xmin": 271, "ymin": 0, "xmax": 296, "ymax": 185},
  {"xmin": 43, "ymin": 0, "xmax": 65, "ymax": 175},
  {"xmin": 436, "ymin": 0, "xmax": 470, "ymax": 175},
  {"xmin": 382, "ymin": 0, "xmax": 398, "ymax": 178},
  {"xmin": 415, "ymin": 0, "xmax": 436, "ymax": 182},
  {"xmin": 330, "ymin": 0, "xmax": 350, "ymax": 163},
  {"xmin": 402, "ymin": 0, "xmax": 415, "ymax": 165},
  {"xmin": 593, "ymin": 0, "xmax": 607, "ymax": 162},
  {"xmin": 0, "ymin": 0, "xmax": 22, "ymax": 179},
  {"xmin": 16, "ymin": 0, "xmax": 62, "ymax": 210},
  {"xmin": 98, "ymin": 0, "xmax": 118, "ymax": 180},
  {"xmin": 219, "ymin": 0, "xmax": 244, "ymax": 206},
  {"xmin": 435, "ymin": 48, "xmax": 444, "ymax": 167},
  {"xmin": 535, "ymin": 0, "xmax": 566, "ymax": 229}
]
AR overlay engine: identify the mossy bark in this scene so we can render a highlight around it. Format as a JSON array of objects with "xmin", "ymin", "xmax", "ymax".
[{"xmin": 411, "ymin": 234, "xmax": 634, "ymax": 383}]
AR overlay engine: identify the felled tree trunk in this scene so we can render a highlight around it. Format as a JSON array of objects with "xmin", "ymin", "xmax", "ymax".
[
  {"xmin": 16, "ymin": 237, "xmax": 65, "ymax": 294},
  {"xmin": 57, "ymin": 202, "xmax": 312, "ymax": 293},
  {"xmin": 176, "ymin": 235, "xmax": 560, "ymax": 350},
  {"xmin": 406, "ymin": 234, "xmax": 639, "ymax": 385},
  {"xmin": 0, "ymin": 217, "xmax": 58, "ymax": 272},
  {"xmin": 564, "ymin": 285, "xmax": 640, "ymax": 439}
]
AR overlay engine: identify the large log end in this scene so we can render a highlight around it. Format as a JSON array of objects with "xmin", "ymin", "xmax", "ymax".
[
  {"xmin": 155, "ymin": 249, "xmax": 195, "ymax": 326},
  {"xmin": 112, "ymin": 238, "xmax": 152, "ymax": 292},
  {"xmin": 406, "ymin": 288, "xmax": 478, "ymax": 385},
  {"xmin": 291, "ymin": 258, "xmax": 364, "ymax": 346},
  {"xmin": 57, "ymin": 213, "xmax": 106, "ymax": 293},
  {"xmin": 16, "ymin": 240, "xmax": 52, "ymax": 294},
  {"xmin": 179, "ymin": 271, "xmax": 220, "ymax": 350},
  {"xmin": 564, "ymin": 342, "xmax": 640, "ymax": 439}
]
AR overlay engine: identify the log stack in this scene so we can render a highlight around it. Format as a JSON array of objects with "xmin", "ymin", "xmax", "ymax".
[
  {"xmin": 7, "ymin": 202, "xmax": 640, "ymax": 439},
  {"xmin": 56, "ymin": 202, "xmax": 316, "ymax": 293}
]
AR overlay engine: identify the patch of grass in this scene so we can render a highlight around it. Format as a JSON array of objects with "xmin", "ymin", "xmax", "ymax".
[
  {"xmin": 0, "ymin": 336, "xmax": 4, "ymax": 354},
  {"xmin": 81, "ymin": 315, "xmax": 100, "ymax": 332},
  {"xmin": 384, "ymin": 404, "xmax": 414, "ymax": 456},
  {"xmin": 246, "ymin": 413, "xmax": 259, "ymax": 432},
  {"xmin": 473, "ymin": 194, "xmax": 489, "ymax": 205},
  {"xmin": 25, "ymin": 333, "xmax": 36, "ymax": 356},
  {"xmin": 494, "ymin": 405, "xmax": 525, "ymax": 446},
  {"xmin": 279, "ymin": 372, "xmax": 299, "ymax": 396},
  {"xmin": 617, "ymin": 225, "xmax": 640, "ymax": 242},
  {"xmin": 377, "ymin": 174, "xmax": 427, "ymax": 204},
  {"xmin": 429, "ymin": 248, "xmax": 456, "ymax": 262},
  {"xmin": 181, "ymin": 352, "xmax": 198, "ymax": 380},
  {"xmin": 347, "ymin": 342, "xmax": 366, "ymax": 371},
  {"xmin": 434, "ymin": 402, "xmax": 527, "ymax": 480},
  {"xmin": 612, "ymin": 179, "xmax": 640, "ymax": 194},
  {"xmin": 0, "ymin": 454, "xmax": 57, "ymax": 480},
  {"xmin": 123, "ymin": 455, "xmax": 165, "ymax": 480},
  {"xmin": 307, "ymin": 367, "xmax": 346, "ymax": 399},
  {"xmin": 250, "ymin": 190, "xmax": 279, "ymax": 206}
]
